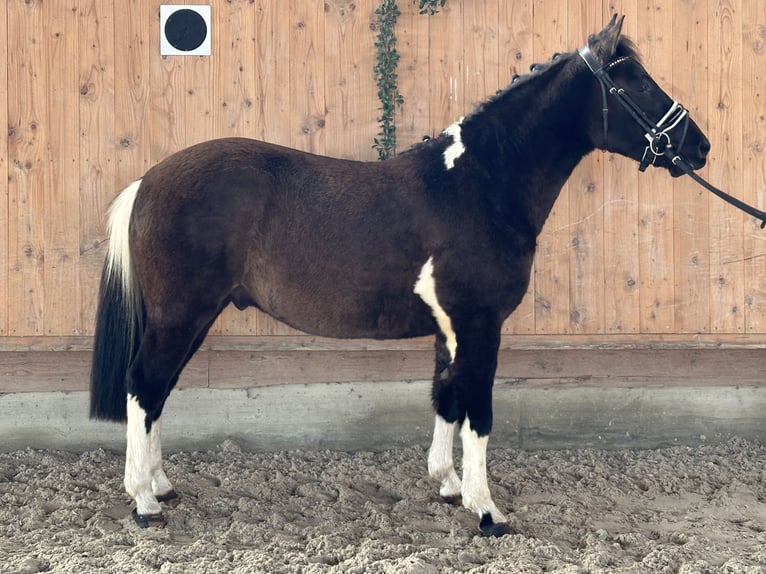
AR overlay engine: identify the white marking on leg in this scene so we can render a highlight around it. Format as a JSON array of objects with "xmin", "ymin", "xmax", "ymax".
[
  {"xmin": 460, "ymin": 417, "xmax": 506, "ymax": 523},
  {"xmin": 414, "ymin": 257, "xmax": 457, "ymax": 362},
  {"xmin": 428, "ymin": 415, "xmax": 462, "ymax": 499},
  {"xmin": 443, "ymin": 117, "xmax": 466, "ymax": 170},
  {"xmin": 148, "ymin": 416, "xmax": 174, "ymax": 498},
  {"xmin": 125, "ymin": 394, "xmax": 161, "ymax": 516}
]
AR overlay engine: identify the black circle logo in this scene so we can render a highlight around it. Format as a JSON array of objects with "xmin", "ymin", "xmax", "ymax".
[{"xmin": 164, "ymin": 9, "xmax": 207, "ymax": 52}]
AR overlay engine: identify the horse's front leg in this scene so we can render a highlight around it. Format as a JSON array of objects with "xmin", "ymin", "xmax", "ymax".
[
  {"xmin": 428, "ymin": 336, "xmax": 463, "ymax": 504},
  {"xmin": 428, "ymin": 415, "xmax": 462, "ymax": 503},
  {"xmin": 459, "ymin": 413, "xmax": 511, "ymax": 536},
  {"xmin": 428, "ymin": 320, "xmax": 513, "ymax": 536},
  {"xmin": 455, "ymin": 323, "xmax": 512, "ymax": 536}
]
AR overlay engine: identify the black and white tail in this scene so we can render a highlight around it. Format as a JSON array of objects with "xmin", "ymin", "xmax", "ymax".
[{"xmin": 89, "ymin": 180, "xmax": 145, "ymax": 422}]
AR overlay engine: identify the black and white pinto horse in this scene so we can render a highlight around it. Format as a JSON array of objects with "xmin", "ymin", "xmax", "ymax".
[{"xmin": 90, "ymin": 16, "xmax": 710, "ymax": 536}]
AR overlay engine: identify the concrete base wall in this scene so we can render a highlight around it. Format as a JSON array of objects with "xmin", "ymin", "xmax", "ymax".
[{"xmin": 3, "ymin": 380, "xmax": 765, "ymax": 453}]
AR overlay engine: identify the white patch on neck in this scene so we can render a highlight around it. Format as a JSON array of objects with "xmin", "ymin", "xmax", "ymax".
[
  {"xmin": 443, "ymin": 117, "xmax": 466, "ymax": 170},
  {"xmin": 460, "ymin": 417, "xmax": 506, "ymax": 523},
  {"xmin": 413, "ymin": 257, "xmax": 457, "ymax": 362}
]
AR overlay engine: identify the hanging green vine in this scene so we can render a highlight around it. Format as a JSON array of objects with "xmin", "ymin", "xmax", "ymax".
[
  {"xmin": 373, "ymin": 0, "xmax": 447, "ymax": 160},
  {"xmin": 373, "ymin": 0, "xmax": 403, "ymax": 160},
  {"xmin": 415, "ymin": 0, "xmax": 446, "ymax": 15}
]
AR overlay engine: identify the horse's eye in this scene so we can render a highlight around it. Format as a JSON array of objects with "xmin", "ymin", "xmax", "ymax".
[{"xmin": 639, "ymin": 79, "xmax": 654, "ymax": 93}]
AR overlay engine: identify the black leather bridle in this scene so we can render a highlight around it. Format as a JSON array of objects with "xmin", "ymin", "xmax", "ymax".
[{"xmin": 579, "ymin": 44, "xmax": 766, "ymax": 228}]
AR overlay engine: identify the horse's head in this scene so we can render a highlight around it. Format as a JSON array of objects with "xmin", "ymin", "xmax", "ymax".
[{"xmin": 582, "ymin": 15, "xmax": 710, "ymax": 176}]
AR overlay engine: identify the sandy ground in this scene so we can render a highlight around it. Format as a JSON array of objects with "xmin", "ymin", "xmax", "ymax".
[{"xmin": 1, "ymin": 438, "xmax": 765, "ymax": 574}]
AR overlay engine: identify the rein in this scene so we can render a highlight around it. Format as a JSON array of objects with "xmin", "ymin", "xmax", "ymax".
[{"xmin": 579, "ymin": 45, "xmax": 766, "ymax": 229}]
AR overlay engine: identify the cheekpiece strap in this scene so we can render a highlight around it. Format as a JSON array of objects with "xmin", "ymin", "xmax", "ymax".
[
  {"xmin": 579, "ymin": 45, "xmax": 610, "ymax": 149},
  {"xmin": 578, "ymin": 45, "xmax": 603, "ymax": 75}
]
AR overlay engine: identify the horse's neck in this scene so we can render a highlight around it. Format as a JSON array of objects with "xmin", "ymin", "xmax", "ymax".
[
  {"xmin": 514, "ymin": 142, "xmax": 590, "ymax": 237},
  {"xmin": 465, "ymin": 71, "xmax": 595, "ymax": 237}
]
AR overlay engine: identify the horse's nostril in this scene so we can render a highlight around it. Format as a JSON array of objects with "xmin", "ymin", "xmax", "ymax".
[{"xmin": 700, "ymin": 139, "xmax": 711, "ymax": 156}]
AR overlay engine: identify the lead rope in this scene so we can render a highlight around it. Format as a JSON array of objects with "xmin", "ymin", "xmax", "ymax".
[
  {"xmin": 579, "ymin": 45, "xmax": 766, "ymax": 229},
  {"xmin": 666, "ymin": 151, "xmax": 766, "ymax": 228}
]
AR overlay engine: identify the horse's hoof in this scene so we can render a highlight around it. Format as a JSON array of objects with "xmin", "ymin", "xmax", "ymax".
[
  {"xmin": 156, "ymin": 490, "xmax": 179, "ymax": 506},
  {"xmin": 479, "ymin": 513, "xmax": 515, "ymax": 537},
  {"xmin": 132, "ymin": 508, "xmax": 167, "ymax": 529},
  {"xmin": 441, "ymin": 494, "xmax": 463, "ymax": 507}
]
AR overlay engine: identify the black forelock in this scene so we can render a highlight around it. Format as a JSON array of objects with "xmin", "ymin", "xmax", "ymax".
[{"xmin": 614, "ymin": 36, "xmax": 641, "ymax": 65}]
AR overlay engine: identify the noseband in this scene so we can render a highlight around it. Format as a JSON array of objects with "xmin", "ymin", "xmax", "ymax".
[{"xmin": 579, "ymin": 44, "xmax": 766, "ymax": 228}]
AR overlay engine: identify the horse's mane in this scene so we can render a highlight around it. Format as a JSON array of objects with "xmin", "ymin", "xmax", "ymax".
[{"xmin": 398, "ymin": 34, "xmax": 643, "ymax": 157}]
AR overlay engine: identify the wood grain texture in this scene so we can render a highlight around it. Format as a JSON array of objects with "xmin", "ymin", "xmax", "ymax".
[
  {"xmin": 289, "ymin": 0, "xmax": 327, "ymax": 154},
  {"xmin": 427, "ymin": 0, "xmax": 463, "ymax": 130},
  {"xmin": 113, "ymin": 0, "xmax": 151, "ymax": 199},
  {"xmin": 567, "ymin": 1, "xmax": 605, "ymax": 334},
  {"xmin": 463, "ymin": 0, "xmax": 499, "ymax": 111},
  {"xmin": 742, "ymin": 4, "xmax": 766, "ymax": 332},
  {"xmin": 531, "ymin": 0, "xmax": 571, "ymax": 334},
  {"xmin": 43, "ymin": 1, "xmax": 80, "ymax": 336},
  {"xmin": 255, "ymin": 0, "xmax": 291, "ymax": 147},
  {"xmin": 602, "ymin": 0, "xmax": 640, "ymax": 334},
  {"xmin": 499, "ymin": 0, "xmax": 535, "ymax": 335},
  {"xmin": 396, "ymin": 0, "xmax": 432, "ymax": 150},
  {"xmin": 670, "ymin": 0, "xmax": 710, "ymax": 334},
  {"xmin": 0, "ymin": 1, "xmax": 8, "ymax": 336},
  {"xmin": 708, "ymin": 0, "xmax": 745, "ymax": 333},
  {"xmin": 149, "ymin": 1, "xmax": 185, "ymax": 164},
  {"xmin": 5, "ymin": 346, "xmax": 766, "ymax": 393},
  {"xmin": 7, "ymin": 0, "xmax": 46, "ymax": 336},
  {"xmin": 636, "ymin": 0, "xmax": 675, "ymax": 333},
  {"xmin": 78, "ymin": 0, "xmax": 116, "ymax": 336},
  {"xmin": 2, "ymin": 1, "xmax": 766, "ymax": 387},
  {"xmin": 324, "ymin": 0, "xmax": 377, "ymax": 160}
]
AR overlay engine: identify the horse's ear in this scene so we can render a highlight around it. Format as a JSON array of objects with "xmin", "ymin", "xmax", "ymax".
[{"xmin": 588, "ymin": 14, "xmax": 625, "ymax": 64}]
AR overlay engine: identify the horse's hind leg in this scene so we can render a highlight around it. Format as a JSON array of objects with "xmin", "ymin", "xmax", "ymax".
[
  {"xmin": 123, "ymin": 407, "xmax": 180, "ymax": 528},
  {"xmin": 125, "ymin": 342, "xmax": 188, "ymax": 526},
  {"xmin": 126, "ymin": 393, "xmax": 165, "ymax": 527},
  {"xmin": 148, "ymin": 416, "xmax": 177, "ymax": 504},
  {"xmin": 126, "ymin": 380, "xmax": 179, "ymax": 528},
  {"xmin": 125, "ymin": 311, "xmax": 219, "ymax": 527}
]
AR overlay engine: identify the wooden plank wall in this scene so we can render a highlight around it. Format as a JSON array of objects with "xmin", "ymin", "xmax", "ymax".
[{"xmin": 2, "ymin": 0, "xmax": 766, "ymax": 350}]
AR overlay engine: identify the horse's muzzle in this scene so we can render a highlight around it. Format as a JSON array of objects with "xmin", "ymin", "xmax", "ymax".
[{"xmin": 668, "ymin": 135, "xmax": 710, "ymax": 177}]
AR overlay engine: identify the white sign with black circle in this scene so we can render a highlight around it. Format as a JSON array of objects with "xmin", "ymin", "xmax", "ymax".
[{"xmin": 160, "ymin": 5, "xmax": 211, "ymax": 56}]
